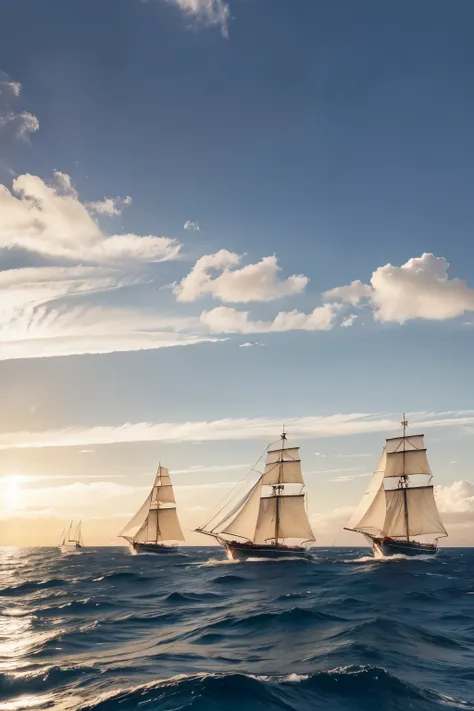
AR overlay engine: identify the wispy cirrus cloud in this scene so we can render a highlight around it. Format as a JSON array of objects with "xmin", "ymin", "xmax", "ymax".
[
  {"xmin": 0, "ymin": 265, "xmax": 222, "ymax": 360},
  {"xmin": 1, "ymin": 410, "xmax": 473, "ymax": 450},
  {"xmin": 0, "ymin": 72, "xmax": 39, "ymax": 140}
]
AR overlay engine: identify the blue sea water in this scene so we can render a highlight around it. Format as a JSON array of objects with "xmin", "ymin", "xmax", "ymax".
[{"xmin": 0, "ymin": 547, "xmax": 473, "ymax": 711}]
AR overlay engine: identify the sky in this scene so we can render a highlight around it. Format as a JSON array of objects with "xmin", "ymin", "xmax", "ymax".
[{"xmin": 1, "ymin": 0, "xmax": 474, "ymax": 547}]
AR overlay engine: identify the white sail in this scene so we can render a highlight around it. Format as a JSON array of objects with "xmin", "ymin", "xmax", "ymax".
[
  {"xmin": 263, "ymin": 445, "xmax": 304, "ymax": 486},
  {"xmin": 385, "ymin": 434, "xmax": 425, "ymax": 453},
  {"xmin": 263, "ymin": 459, "xmax": 303, "ymax": 485},
  {"xmin": 253, "ymin": 495, "xmax": 315, "ymax": 543},
  {"xmin": 157, "ymin": 507, "xmax": 185, "ymax": 542},
  {"xmin": 119, "ymin": 491, "xmax": 153, "ymax": 540},
  {"xmin": 384, "ymin": 449, "xmax": 431, "ymax": 478},
  {"xmin": 266, "ymin": 447, "xmax": 300, "ymax": 464},
  {"xmin": 119, "ymin": 465, "xmax": 184, "ymax": 544},
  {"xmin": 383, "ymin": 486, "xmax": 447, "ymax": 538},
  {"xmin": 220, "ymin": 479, "xmax": 263, "ymax": 540},
  {"xmin": 346, "ymin": 470, "xmax": 386, "ymax": 535},
  {"xmin": 375, "ymin": 449, "xmax": 387, "ymax": 472}
]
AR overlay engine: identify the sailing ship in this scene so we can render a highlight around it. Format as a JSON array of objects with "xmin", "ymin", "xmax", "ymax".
[
  {"xmin": 119, "ymin": 465, "xmax": 185, "ymax": 554},
  {"xmin": 344, "ymin": 416, "xmax": 447, "ymax": 557},
  {"xmin": 195, "ymin": 431, "xmax": 315, "ymax": 560},
  {"xmin": 59, "ymin": 521, "xmax": 84, "ymax": 552}
]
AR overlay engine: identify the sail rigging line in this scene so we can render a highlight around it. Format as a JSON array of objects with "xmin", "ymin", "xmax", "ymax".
[{"xmin": 198, "ymin": 442, "xmax": 270, "ymax": 532}]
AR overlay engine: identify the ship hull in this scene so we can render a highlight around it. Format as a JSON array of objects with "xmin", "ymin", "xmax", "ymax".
[
  {"xmin": 132, "ymin": 542, "xmax": 179, "ymax": 554},
  {"xmin": 370, "ymin": 536, "xmax": 438, "ymax": 558},
  {"xmin": 60, "ymin": 543, "xmax": 82, "ymax": 552},
  {"xmin": 221, "ymin": 540, "xmax": 309, "ymax": 561}
]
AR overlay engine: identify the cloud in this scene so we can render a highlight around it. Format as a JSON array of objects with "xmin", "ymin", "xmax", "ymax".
[
  {"xmin": 200, "ymin": 303, "xmax": 336, "ymax": 333},
  {"xmin": 435, "ymin": 480, "xmax": 474, "ymax": 522},
  {"xmin": 167, "ymin": 0, "xmax": 230, "ymax": 37},
  {"xmin": 311, "ymin": 506, "xmax": 355, "ymax": 532},
  {"xmin": 1, "ymin": 410, "xmax": 473, "ymax": 450},
  {"xmin": 341, "ymin": 314, "xmax": 358, "ymax": 328},
  {"xmin": 0, "ymin": 73, "xmax": 39, "ymax": 140},
  {"xmin": 0, "ymin": 172, "xmax": 180, "ymax": 264},
  {"xmin": 0, "ymin": 478, "xmax": 147, "ymax": 519},
  {"xmin": 173, "ymin": 463, "xmax": 251, "ymax": 475},
  {"xmin": 239, "ymin": 341, "xmax": 264, "ymax": 348},
  {"xmin": 325, "ymin": 253, "xmax": 474, "ymax": 324},
  {"xmin": 0, "ymin": 265, "xmax": 223, "ymax": 360},
  {"xmin": 174, "ymin": 250, "xmax": 309, "ymax": 303},
  {"xmin": 86, "ymin": 195, "xmax": 132, "ymax": 216},
  {"xmin": 184, "ymin": 220, "xmax": 200, "ymax": 231}
]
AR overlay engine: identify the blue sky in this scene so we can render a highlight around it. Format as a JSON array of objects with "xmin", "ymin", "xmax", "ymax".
[{"xmin": 1, "ymin": 0, "xmax": 474, "ymax": 545}]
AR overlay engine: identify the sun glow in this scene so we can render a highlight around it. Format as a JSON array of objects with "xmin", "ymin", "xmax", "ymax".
[{"xmin": 1, "ymin": 475, "xmax": 26, "ymax": 512}]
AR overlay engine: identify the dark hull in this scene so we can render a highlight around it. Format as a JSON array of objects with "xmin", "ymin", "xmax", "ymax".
[
  {"xmin": 370, "ymin": 537, "xmax": 438, "ymax": 558},
  {"xmin": 133, "ymin": 543, "xmax": 179, "ymax": 554},
  {"xmin": 222, "ymin": 540, "xmax": 309, "ymax": 561}
]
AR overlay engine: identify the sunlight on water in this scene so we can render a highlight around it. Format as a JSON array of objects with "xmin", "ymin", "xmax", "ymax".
[{"xmin": 0, "ymin": 547, "xmax": 472, "ymax": 711}]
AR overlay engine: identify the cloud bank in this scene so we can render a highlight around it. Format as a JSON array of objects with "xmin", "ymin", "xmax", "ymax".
[{"xmin": 1, "ymin": 410, "xmax": 472, "ymax": 449}]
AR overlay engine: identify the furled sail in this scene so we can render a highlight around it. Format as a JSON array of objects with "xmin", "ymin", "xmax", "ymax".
[{"xmin": 119, "ymin": 466, "xmax": 184, "ymax": 544}]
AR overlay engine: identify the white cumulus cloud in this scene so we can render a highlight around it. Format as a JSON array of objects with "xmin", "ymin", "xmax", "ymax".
[
  {"xmin": 184, "ymin": 220, "xmax": 200, "ymax": 231},
  {"xmin": 174, "ymin": 250, "xmax": 309, "ymax": 303},
  {"xmin": 325, "ymin": 253, "xmax": 474, "ymax": 324},
  {"xmin": 200, "ymin": 303, "xmax": 336, "ymax": 333}
]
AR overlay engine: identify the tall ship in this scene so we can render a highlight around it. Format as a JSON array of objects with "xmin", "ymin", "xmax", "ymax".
[
  {"xmin": 344, "ymin": 416, "xmax": 447, "ymax": 557},
  {"xmin": 196, "ymin": 431, "xmax": 315, "ymax": 560},
  {"xmin": 59, "ymin": 521, "xmax": 84, "ymax": 552},
  {"xmin": 119, "ymin": 465, "xmax": 185, "ymax": 554}
]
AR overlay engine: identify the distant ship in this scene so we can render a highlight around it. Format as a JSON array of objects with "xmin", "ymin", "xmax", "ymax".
[
  {"xmin": 59, "ymin": 521, "xmax": 84, "ymax": 552},
  {"xmin": 119, "ymin": 465, "xmax": 185, "ymax": 554},
  {"xmin": 344, "ymin": 416, "xmax": 447, "ymax": 557},
  {"xmin": 196, "ymin": 431, "xmax": 315, "ymax": 560}
]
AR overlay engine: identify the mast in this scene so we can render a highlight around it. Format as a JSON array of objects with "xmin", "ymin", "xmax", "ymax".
[
  {"xmin": 401, "ymin": 414, "xmax": 410, "ymax": 542},
  {"xmin": 274, "ymin": 427, "xmax": 286, "ymax": 546}
]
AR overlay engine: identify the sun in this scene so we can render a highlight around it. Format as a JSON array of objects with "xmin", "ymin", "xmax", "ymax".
[{"xmin": 1, "ymin": 475, "xmax": 26, "ymax": 511}]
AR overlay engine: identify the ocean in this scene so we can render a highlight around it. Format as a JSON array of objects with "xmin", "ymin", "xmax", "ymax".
[{"xmin": 0, "ymin": 547, "xmax": 473, "ymax": 711}]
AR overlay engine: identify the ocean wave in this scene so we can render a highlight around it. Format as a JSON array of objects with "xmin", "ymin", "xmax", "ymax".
[
  {"xmin": 0, "ymin": 577, "xmax": 65, "ymax": 596},
  {"xmin": 72, "ymin": 667, "xmax": 474, "ymax": 711},
  {"xmin": 3, "ymin": 547, "xmax": 473, "ymax": 711}
]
